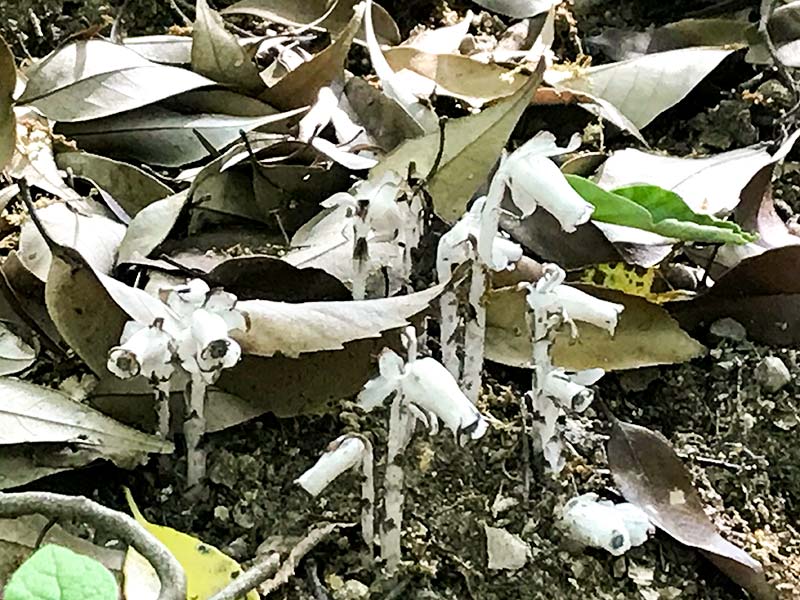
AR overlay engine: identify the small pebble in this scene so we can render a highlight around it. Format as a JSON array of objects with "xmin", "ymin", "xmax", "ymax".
[
  {"xmin": 755, "ymin": 356, "xmax": 792, "ymax": 393},
  {"xmin": 709, "ymin": 318, "xmax": 747, "ymax": 342}
]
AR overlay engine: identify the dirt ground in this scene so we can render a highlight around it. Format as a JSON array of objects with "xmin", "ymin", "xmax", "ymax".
[{"xmin": 3, "ymin": 0, "xmax": 800, "ymax": 599}]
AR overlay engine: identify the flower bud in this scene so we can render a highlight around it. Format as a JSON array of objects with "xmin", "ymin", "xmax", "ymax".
[
  {"xmin": 107, "ymin": 320, "xmax": 174, "ymax": 381},
  {"xmin": 295, "ymin": 435, "xmax": 369, "ymax": 497}
]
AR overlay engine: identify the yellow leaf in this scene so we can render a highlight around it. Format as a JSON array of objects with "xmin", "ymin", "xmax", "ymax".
[
  {"xmin": 576, "ymin": 262, "xmax": 693, "ymax": 304},
  {"xmin": 123, "ymin": 488, "xmax": 259, "ymax": 600}
]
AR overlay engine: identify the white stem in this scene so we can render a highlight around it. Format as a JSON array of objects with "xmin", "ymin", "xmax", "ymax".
[
  {"xmin": 361, "ymin": 440, "xmax": 375, "ymax": 551},
  {"xmin": 463, "ymin": 261, "xmax": 487, "ymax": 404},
  {"xmin": 154, "ymin": 380, "xmax": 171, "ymax": 440},
  {"xmin": 439, "ymin": 289, "xmax": 460, "ymax": 380},
  {"xmin": 352, "ymin": 261, "xmax": 367, "ymax": 300},
  {"xmin": 381, "ymin": 390, "xmax": 414, "ymax": 572},
  {"xmin": 184, "ymin": 373, "xmax": 207, "ymax": 487}
]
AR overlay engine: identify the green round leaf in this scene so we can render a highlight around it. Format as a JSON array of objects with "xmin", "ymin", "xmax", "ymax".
[{"xmin": 4, "ymin": 544, "xmax": 118, "ymax": 600}]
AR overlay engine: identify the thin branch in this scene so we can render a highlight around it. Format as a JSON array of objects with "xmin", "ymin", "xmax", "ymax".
[
  {"xmin": 209, "ymin": 522, "xmax": 349, "ymax": 600},
  {"xmin": 0, "ymin": 492, "xmax": 186, "ymax": 600}
]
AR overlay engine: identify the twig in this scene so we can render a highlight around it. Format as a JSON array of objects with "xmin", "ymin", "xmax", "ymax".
[
  {"xmin": 759, "ymin": 0, "xmax": 800, "ymax": 125},
  {"xmin": 209, "ymin": 522, "xmax": 348, "ymax": 600},
  {"xmin": 304, "ymin": 558, "xmax": 330, "ymax": 600},
  {"xmin": 0, "ymin": 492, "xmax": 186, "ymax": 600},
  {"xmin": 110, "ymin": 0, "xmax": 130, "ymax": 44},
  {"xmin": 169, "ymin": 0, "xmax": 193, "ymax": 26}
]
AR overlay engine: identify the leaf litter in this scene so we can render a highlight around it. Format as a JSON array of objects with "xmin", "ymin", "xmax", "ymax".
[{"xmin": 0, "ymin": 0, "xmax": 798, "ymax": 598}]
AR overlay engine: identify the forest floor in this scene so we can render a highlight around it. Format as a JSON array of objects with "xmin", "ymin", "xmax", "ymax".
[{"xmin": 2, "ymin": 0, "xmax": 800, "ymax": 599}]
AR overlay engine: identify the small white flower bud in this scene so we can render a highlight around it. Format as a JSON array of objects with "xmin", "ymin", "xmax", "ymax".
[
  {"xmin": 107, "ymin": 320, "xmax": 174, "ymax": 381},
  {"xmin": 543, "ymin": 370, "xmax": 594, "ymax": 412},
  {"xmin": 402, "ymin": 357, "xmax": 488, "ymax": 443},
  {"xmin": 295, "ymin": 435, "xmax": 368, "ymax": 497},
  {"xmin": 163, "ymin": 279, "xmax": 210, "ymax": 320},
  {"xmin": 560, "ymin": 493, "xmax": 653, "ymax": 556},
  {"xmin": 553, "ymin": 285, "xmax": 624, "ymax": 334}
]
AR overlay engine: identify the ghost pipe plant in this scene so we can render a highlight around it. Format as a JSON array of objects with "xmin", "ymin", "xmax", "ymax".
[
  {"xmin": 107, "ymin": 279, "xmax": 247, "ymax": 487},
  {"xmin": 524, "ymin": 265, "xmax": 623, "ymax": 473},
  {"xmin": 357, "ymin": 326, "xmax": 488, "ymax": 572},
  {"xmin": 322, "ymin": 171, "xmax": 421, "ymax": 299},
  {"xmin": 437, "ymin": 194, "xmax": 523, "ymax": 402},
  {"xmin": 295, "ymin": 434, "xmax": 375, "ymax": 548},
  {"xmin": 437, "ymin": 131, "xmax": 594, "ymax": 404}
]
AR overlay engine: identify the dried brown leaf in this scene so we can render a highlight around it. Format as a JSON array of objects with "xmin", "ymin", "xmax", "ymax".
[{"xmin": 607, "ymin": 418, "xmax": 776, "ymax": 600}]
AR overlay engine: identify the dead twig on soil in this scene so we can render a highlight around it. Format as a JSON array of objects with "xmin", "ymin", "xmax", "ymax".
[
  {"xmin": 209, "ymin": 522, "xmax": 351, "ymax": 600},
  {"xmin": 0, "ymin": 492, "xmax": 186, "ymax": 600}
]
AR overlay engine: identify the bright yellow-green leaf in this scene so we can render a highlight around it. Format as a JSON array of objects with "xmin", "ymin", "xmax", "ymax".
[
  {"xmin": 123, "ymin": 488, "xmax": 258, "ymax": 600},
  {"xmin": 576, "ymin": 262, "xmax": 694, "ymax": 304}
]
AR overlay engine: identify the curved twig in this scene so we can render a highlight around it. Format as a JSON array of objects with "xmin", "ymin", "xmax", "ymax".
[{"xmin": 0, "ymin": 492, "xmax": 186, "ymax": 600}]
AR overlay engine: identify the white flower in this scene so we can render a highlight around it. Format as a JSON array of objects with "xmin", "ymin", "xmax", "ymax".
[
  {"xmin": 107, "ymin": 320, "xmax": 174, "ymax": 381},
  {"xmin": 500, "ymin": 132, "xmax": 594, "ymax": 232},
  {"xmin": 357, "ymin": 348, "xmax": 489, "ymax": 444},
  {"xmin": 543, "ymin": 367, "xmax": 604, "ymax": 412},
  {"xmin": 178, "ymin": 308, "xmax": 242, "ymax": 384},
  {"xmin": 295, "ymin": 435, "xmax": 369, "ymax": 497},
  {"xmin": 436, "ymin": 197, "xmax": 523, "ymax": 282},
  {"xmin": 560, "ymin": 493, "xmax": 653, "ymax": 556},
  {"xmin": 162, "ymin": 279, "xmax": 210, "ymax": 320},
  {"xmin": 525, "ymin": 278, "xmax": 624, "ymax": 336}
]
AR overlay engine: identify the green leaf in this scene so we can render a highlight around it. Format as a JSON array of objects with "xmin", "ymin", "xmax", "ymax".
[
  {"xmin": 0, "ymin": 33, "xmax": 16, "ymax": 171},
  {"xmin": 565, "ymin": 174, "xmax": 757, "ymax": 245},
  {"xmin": 4, "ymin": 544, "xmax": 118, "ymax": 600}
]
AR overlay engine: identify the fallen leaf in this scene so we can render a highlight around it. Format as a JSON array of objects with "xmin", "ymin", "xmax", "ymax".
[
  {"xmin": 18, "ymin": 40, "xmax": 215, "ymax": 122},
  {"xmin": 0, "ymin": 378, "xmax": 172, "ymax": 489},
  {"xmin": 116, "ymin": 191, "xmax": 189, "ymax": 266},
  {"xmin": 371, "ymin": 64, "xmax": 544, "ymax": 222},
  {"xmin": 607, "ymin": 418, "xmax": 776, "ymax": 600},
  {"xmin": 123, "ymin": 489, "xmax": 258, "ymax": 600},
  {"xmin": 748, "ymin": 0, "xmax": 800, "ymax": 67},
  {"xmin": 734, "ymin": 163, "xmax": 800, "ymax": 251},
  {"xmin": 383, "ymin": 47, "xmax": 526, "ymax": 107},
  {"xmin": 471, "ymin": 0, "xmax": 558, "ymax": 18},
  {"xmin": 567, "ymin": 175, "xmax": 756, "ymax": 244},
  {"xmin": 0, "ymin": 321, "xmax": 36, "ymax": 375},
  {"xmin": 0, "ymin": 515, "xmax": 124, "ymax": 584},
  {"xmin": 0, "ymin": 34, "xmax": 15, "ymax": 171},
  {"xmin": 343, "ymin": 76, "xmax": 425, "ymax": 151},
  {"xmin": 123, "ymin": 35, "xmax": 193, "ymax": 64},
  {"xmin": 206, "ymin": 255, "xmax": 351, "ymax": 301},
  {"xmin": 55, "ymin": 151, "xmax": 173, "ymax": 217},
  {"xmin": 575, "ymin": 262, "xmax": 693, "ymax": 304},
  {"xmin": 222, "ymin": 0, "xmax": 400, "ymax": 45},
  {"xmin": 235, "ymin": 282, "xmax": 445, "ymax": 357},
  {"xmin": 4, "ymin": 544, "xmax": 118, "ymax": 600},
  {"xmin": 19, "ymin": 201, "xmax": 127, "ymax": 280},
  {"xmin": 671, "ymin": 245, "xmax": 800, "ymax": 346},
  {"xmin": 595, "ymin": 144, "xmax": 785, "ymax": 215},
  {"xmin": 485, "ymin": 285, "xmax": 705, "ymax": 370},
  {"xmin": 9, "ymin": 110, "xmax": 79, "ymax": 201},
  {"xmin": 402, "ymin": 12, "xmax": 472, "ymax": 53},
  {"xmin": 192, "ymin": 0, "xmax": 265, "ymax": 94},
  {"xmin": 164, "ymin": 89, "xmax": 284, "ymax": 117},
  {"xmin": 57, "ymin": 106, "xmax": 304, "ymax": 168},
  {"xmin": 588, "ymin": 18, "xmax": 752, "ymax": 62},
  {"xmin": 260, "ymin": 6, "xmax": 362, "ymax": 109},
  {"xmin": 544, "ymin": 47, "xmax": 735, "ymax": 130}
]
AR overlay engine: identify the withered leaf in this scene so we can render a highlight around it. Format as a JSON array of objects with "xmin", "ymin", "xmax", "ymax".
[
  {"xmin": 607, "ymin": 418, "xmax": 776, "ymax": 600},
  {"xmin": 671, "ymin": 246, "xmax": 800, "ymax": 346},
  {"xmin": 0, "ymin": 34, "xmax": 15, "ymax": 171}
]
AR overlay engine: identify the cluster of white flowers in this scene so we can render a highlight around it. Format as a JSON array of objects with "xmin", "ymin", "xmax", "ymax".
[
  {"xmin": 323, "ymin": 170, "xmax": 420, "ymax": 299},
  {"xmin": 107, "ymin": 279, "xmax": 246, "ymax": 385},
  {"xmin": 525, "ymin": 264, "xmax": 623, "ymax": 472},
  {"xmin": 106, "ymin": 279, "xmax": 246, "ymax": 486}
]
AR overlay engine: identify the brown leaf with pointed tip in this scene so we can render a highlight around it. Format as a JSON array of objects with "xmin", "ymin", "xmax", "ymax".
[
  {"xmin": 259, "ymin": 7, "xmax": 362, "ymax": 110},
  {"xmin": 671, "ymin": 245, "xmax": 800, "ymax": 345},
  {"xmin": 607, "ymin": 418, "xmax": 776, "ymax": 600},
  {"xmin": 735, "ymin": 164, "xmax": 800, "ymax": 250}
]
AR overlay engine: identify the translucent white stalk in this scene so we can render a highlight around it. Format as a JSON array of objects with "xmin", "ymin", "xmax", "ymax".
[
  {"xmin": 184, "ymin": 372, "xmax": 207, "ymax": 487},
  {"xmin": 155, "ymin": 379, "xmax": 172, "ymax": 441},
  {"xmin": 462, "ymin": 262, "xmax": 487, "ymax": 404},
  {"xmin": 438, "ymin": 287, "xmax": 460, "ymax": 380},
  {"xmin": 295, "ymin": 434, "xmax": 375, "ymax": 549},
  {"xmin": 381, "ymin": 387, "xmax": 414, "ymax": 573}
]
